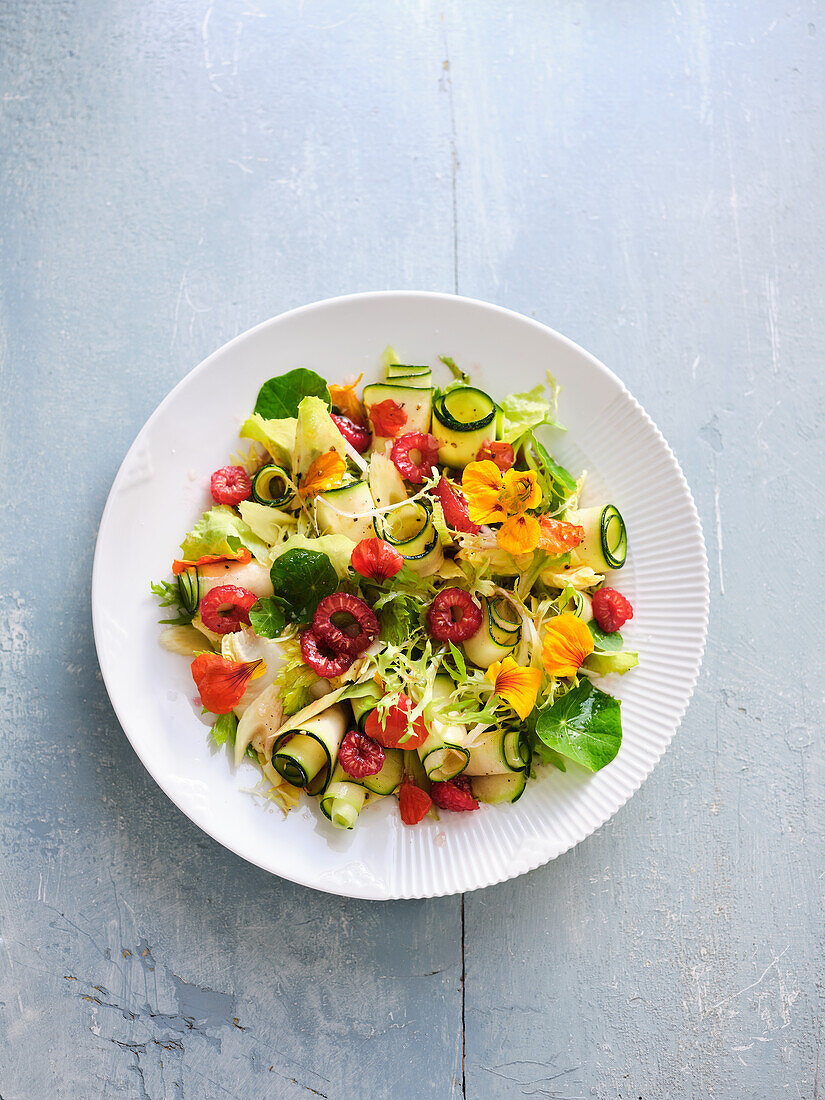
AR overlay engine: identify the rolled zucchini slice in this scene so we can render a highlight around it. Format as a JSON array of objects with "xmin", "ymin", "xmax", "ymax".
[
  {"xmin": 385, "ymin": 363, "xmax": 433, "ymax": 389},
  {"xmin": 345, "ymin": 681, "xmax": 383, "ymax": 730},
  {"xmin": 374, "ymin": 499, "xmax": 443, "ymax": 577},
  {"xmin": 251, "ymin": 464, "xmax": 294, "ymax": 508},
  {"xmin": 568, "ymin": 504, "xmax": 627, "ymax": 571},
  {"xmin": 472, "ymin": 770, "xmax": 528, "ymax": 805},
  {"xmin": 417, "ymin": 676, "xmax": 470, "ymax": 781},
  {"xmin": 320, "ymin": 773, "xmax": 367, "ymax": 830},
  {"xmin": 363, "ymin": 382, "xmax": 434, "ymax": 436},
  {"xmin": 462, "ymin": 597, "xmax": 522, "ymax": 668},
  {"xmin": 272, "ymin": 704, "xmax": 347, "ymax": 795},
  {"xmin": 320, "ymin": 749, "xmax": 403, "ymax": 829},
  {"xmin": 176, "ymin": 567, "xmax": 200, "ymax": 615},
  {"xmin": 316, "ymin": 479, "xmax": 376, "ymax": 541},
  {"xmin": 431, "ymin": 385, "xmax": 497, "ymax": 469},
  {"xmin": 464, "ymin": 726, "xmax": 531, "ymax": 776}
]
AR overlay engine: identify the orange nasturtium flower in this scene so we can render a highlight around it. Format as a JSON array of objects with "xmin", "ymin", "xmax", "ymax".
[
  {"xmin": 486, "ymin": 656, "xmax": 541, "ymax": 720},
  {"xmin": 496, "ymin": 513, "xmax": 541, "ymax": 556},
  {"xmin": 172, "ymin": 548, "xmax": 252, "ymax": 576},
  {"xmin": 368, "ymin": 399, "xmax": 408, "ymax": 438},
  {"xmin": 541, "ymin": 614, "xmax": 594, "ymax": 679},
  {"xmin": 462, "ymin": 461, "xmax": 543, "ymax": 555},
  {"xmin": 191, "ymin": 653, "xmax": 267, "ymax": 714},
  {"xmin": 298, "ymin": 450, "xmax": 347, "ymax": 499},
  {"xmin": 329, "ymin": 373, "xmax": 366, "ymax": 426},
  {"xmin": 537, "ymin": 517, "xmax": 585, "ymax": 555}
]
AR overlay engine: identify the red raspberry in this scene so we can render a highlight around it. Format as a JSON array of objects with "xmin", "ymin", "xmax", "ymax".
[
  {"xmin": 364, "ymin": 695, "xmax": 430, "ymax": 750},
  {"xmin": 199, "ymin": 585, "xmax": 257, "ymax": 634},
  {"xmin": 426, "ymin": 588, "xmax": 483, "ymax": 643},
  {"xmin": 592, "ymin": 587, "xmax": 634, "ymax": 633},
  {"xmin": 475, "ymin": 440, "xmax": 515, "ymax": 471},
  {"xmin": 434, "ymin": 476, "xmax": 480, "ymax": 534},
  {"xmin": 351, "ymin": 537, "xmax": 404, "ymax": 582},
  {"xmin": 299, "ymin": 629, "xmax": 353, "ymax": 678},
  {"xmin": 312, "ymin": 593, "xmax": 379, "ymax": 656},
  {"xmin": 331, "ymin": 413, "xmax": 372, "ymax": 453},
  {"xmin": 399, "ymin": 777, "xmax": 432, "ymax": 825},
  {"xmin": 390, "ymin": 432, "xmax": 441, "ymax": 484},
  {"xmin": 210, "ymin": 465, "xmax": 252, "ymax": 505},
  {"xmin": 338, "ymin": 730, "xmax": 385, "ymax": 778},
  {"xmin": 431, "ymin": 775, "xmax": 479, "ymax": 812}
]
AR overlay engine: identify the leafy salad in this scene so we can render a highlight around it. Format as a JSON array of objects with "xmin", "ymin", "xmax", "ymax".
[{"xmin": 153, "ymin": 349, "xmax": 637, "ymax": 829}]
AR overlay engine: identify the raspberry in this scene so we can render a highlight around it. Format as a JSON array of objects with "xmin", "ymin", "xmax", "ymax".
[
  {"xmin": 426, "ymin": 588, "xmax": 483, "ymax": 643},
  {"xmin": 199, "ymin": 585, "xmax": 257, "ymax": 634},
  {"xmin": 300, "ymin": 629, "xmax": 353, "ymax": 678},
  {"xmin": 210, "ymin": 465, "xmax": 252, "ymax": 505},
  {"xmin": 476, "ymin": 440, "xmax": 515, "ymax": 471},
  {"xmin": 364, "ymin": 695, "xmax": 430, "ymax": 750},
  {"xmin": 434, "ymin": 477, "xmax": 480, "ymax": 534},
  {"xmin": 331, "ymin": 413, "xmax": 372, "ymax": 453},
  {"xmin": 312, "ymin": 593, "xmax": 379, "ymax": 656},
  {"xmin": 399, "ymin": 777, "xmax": 432, "ymax": 825},
  {"xmin": 351, "ymin": 537, "xmax": 404, "ymax": 582},
  {"xmin": 338, "ymin": 730, "xmax": 385, "ymax": 778},
  {"xmin": 430, "ymin": 775, "xmax": 479, "ymax": 812},
  {"xmin": 592, "ymin": 587, "xmax": 634, "ymax": 633},
  {"xmin": 390, "ymin": 432, "xmax": 441, "ymax": 484},
  {"xmin": 368, "ymin": 399, "xmax": 408, "ymax": 438}
]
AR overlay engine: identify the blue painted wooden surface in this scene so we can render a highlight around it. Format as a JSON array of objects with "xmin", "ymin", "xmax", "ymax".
[{"xmin": 1, "ymin": 2, "xmax": 822, "ymax": 1097}]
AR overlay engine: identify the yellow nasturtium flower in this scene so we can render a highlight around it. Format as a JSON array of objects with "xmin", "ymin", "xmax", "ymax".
[
  {"xmin": 541, "ymin": 614, "xmax": 594, "ymax": 679},
  {"xmin": 486, "ymin": 656, "xmax": 542, "ymax": 720},
  {"xmin": 462, "ymin": 461, "xmax": 543, "ymax": 555}
]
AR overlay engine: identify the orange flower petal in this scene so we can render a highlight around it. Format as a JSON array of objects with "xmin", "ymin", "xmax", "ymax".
[
  {"xmin": 329, "ymin": 373, "xmax": 366, "ymax": 426},
  {"xmin": 475, "ymin": 440, "xmax": 515, "ymax": 471},
  {"xmin": 541, "ymin": 613, "xmax": 594, "ymax": 679},
  {"xmin": 537, "ymin": 517, "xmax": 585, "ymax": 555},
  {"xmin": 191, "ymin": 653, "xmax": 267, "ymax": 714},
  {"xmin": 299, "ymin": 450, "xmax": 347, "ymax": 499},
  {"xmin": 499, "ymin": 468, "xmax": 542, "ymax": 515},
  {"xmin": 462, "ymin": 460, "xmax": 506, "ymax": 524},
  {"xmin": 496, "ymin": 513, "xmax": 540, "ymax": 556},
  {"xmin": 368, "ymin": 399, "xmax": 408, "ymax": 438},
  {"xmin": 172, "ymin": 548, "xmax": 252, "ymax": 575},
  {"xmin": 486, "ymin": 656, "xmax": 541, "ymax": 720}
]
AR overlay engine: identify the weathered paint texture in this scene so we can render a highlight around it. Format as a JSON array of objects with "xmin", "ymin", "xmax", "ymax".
[{"xmin": 0, "ymin": 2, "xmax": 823, "ymax": 1097}]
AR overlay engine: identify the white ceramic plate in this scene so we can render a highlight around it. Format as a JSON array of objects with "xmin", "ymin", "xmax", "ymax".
[{"xmin": 93, "ymin": 292, "xmax": 708, "ymax": 899}]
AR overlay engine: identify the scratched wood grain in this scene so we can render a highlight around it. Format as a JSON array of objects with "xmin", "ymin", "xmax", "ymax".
[{"xmin": 0, "ymin": 1, "xmax": 822, "ymax": 1098}]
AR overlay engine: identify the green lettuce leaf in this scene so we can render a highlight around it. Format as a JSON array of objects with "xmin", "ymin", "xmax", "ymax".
[
  {"xmin": 210, "ymin": 712, "xmax": 237, "ymax": 746},
  {"xmin": 381, "ymin": 344, "xmax": 401, "ymax": 370},
  {"xmin": 271, "ymin": 533, "xmax": 355, "ymax": 579},
  {"xmin": 179, "ymin": 506, "xmax": 270, "ymax": 563},
  {"xmin": 239, "ymin": 413, "xmax": 297, "ymax": 467},
  {"xmin": 254, "ymin": 368, "xmax": 330, "ymax": 419},
  {"xmin": 587, "ymin": 622, "xmax": 624, "ymax": 653},
  {"xmin": 269, "ymin": 549, "xmax": 338, "ymax": 623},
  {"xmin": 294, "ymin": 395, "xmax": 349, "ymax": 478},
  {"xmin": 499, "ymin": 374, "xmax": 561, "ymax": 443},
  {"xmin": 237, "ymin": 500, "xmax": 297, "ymax": 546},
  {"xmin": 272, "ymin": 639, "xmax": 319, "ymax": 715},
  {"xmin": 249, "ymin": 597, "xmax": 288, "ymax": 639},
  {"xmin": 583, "ymin": 651, "xmax": 639, "ymax": 677},
  {"xmin": 534, "ymin": 678, "xmax": 622, "ymax": 772}
]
